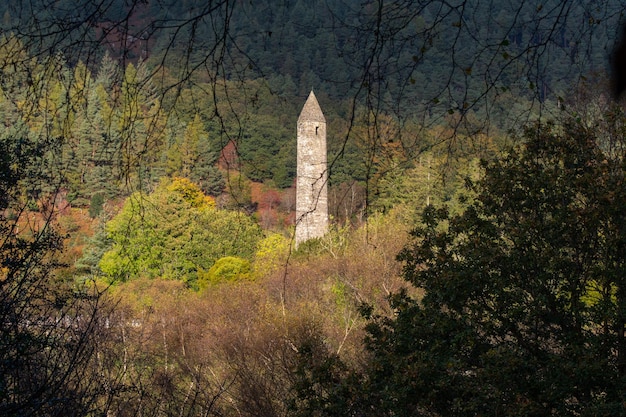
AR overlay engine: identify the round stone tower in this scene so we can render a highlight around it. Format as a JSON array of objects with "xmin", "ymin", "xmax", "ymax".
[{"xmin": 295, "ymin": 91, "xmax": 328, "ymax": 247}]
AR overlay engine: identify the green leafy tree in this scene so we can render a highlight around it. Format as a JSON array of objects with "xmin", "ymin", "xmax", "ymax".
[
  {"xmin": 292, "ymin": 116, "xmax": 626, "ymax": 416},
  {"xmin": 198, "ymin": 256, "xmax": 251, "ymax": 288},
  {"xmin": 253, "ymin": 232, "xmax": 290, "ymax": 276},
  {"xmin": 99, "ymin": 177, "xmax": 262, "ymax": 288}
]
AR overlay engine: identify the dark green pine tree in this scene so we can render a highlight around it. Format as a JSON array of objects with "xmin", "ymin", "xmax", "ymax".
[
  {"xmin": 67, "ymin": 96, "xmax": 95, "ymax": 206},
  {"xmin": 74, "ymin": 214, "xmax": 112, "ymax": 275},
  {"xmin": 165, "ymin": 114, "xmax": 224, "ymax": 196},
  {"xmin": 61, "ymin": 61, "xmax": 120, "ymax": 207},
  {"xmin": 190, "ymin": 138, "xmax": 224, "ymax": 197},
  {"xmin": 83, "ymin": 83, "xmax": 120, "ymax": 202}
]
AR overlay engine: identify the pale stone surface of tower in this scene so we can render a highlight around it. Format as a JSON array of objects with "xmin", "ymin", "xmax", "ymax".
[{"xmin": 295, "ymin": 91, "xmax": 328, "ymax": 247}]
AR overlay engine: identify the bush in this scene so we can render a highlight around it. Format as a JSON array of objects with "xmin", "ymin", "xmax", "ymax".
[{"xmin": 198, "ymin": 256, "xmax": 251, "ymax": 288}]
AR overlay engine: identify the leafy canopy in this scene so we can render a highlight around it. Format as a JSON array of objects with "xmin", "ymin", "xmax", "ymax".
[
  {"xmin": 292, "ymin": 115, "xmax": 626, "ymax": 416},
  {"xmin": 100, "ymin": 177, "xmax": 262, "ymax": 288}
]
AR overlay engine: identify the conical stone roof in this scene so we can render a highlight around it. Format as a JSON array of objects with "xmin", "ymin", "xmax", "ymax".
[{"xmin": 298, "ymin": 91, "xmax": 326, "ymax": 124}]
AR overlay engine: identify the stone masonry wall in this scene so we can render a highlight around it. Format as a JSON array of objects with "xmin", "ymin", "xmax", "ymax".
[{"xmin": 295, "ymin": 91, "xmax": 328, "ymax": 247}]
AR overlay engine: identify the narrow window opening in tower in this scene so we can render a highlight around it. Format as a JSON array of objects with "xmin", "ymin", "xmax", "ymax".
[{"xmin": 315, "ymin": 126, "xmax": 319, "ymax": 135}]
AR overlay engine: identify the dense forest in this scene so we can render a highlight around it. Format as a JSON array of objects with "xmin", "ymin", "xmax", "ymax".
[{"xmin": 2, "ymin": 0, "xmax": 626, "ymax": 416}]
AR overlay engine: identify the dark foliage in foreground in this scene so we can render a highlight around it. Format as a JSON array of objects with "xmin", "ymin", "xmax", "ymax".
[{"xmin": 291, "ymin": 113, "xmax": 626, "ymax": 416}]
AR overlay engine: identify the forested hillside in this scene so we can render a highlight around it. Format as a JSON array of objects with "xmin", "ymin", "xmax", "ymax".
[
  {"xmin": 1, "ymin": 0, "xmax": 618, "ymax": 109},
  {"xmin": 0, "ymin": 0, "xmax": 618, "ymax": 211},
  {"xmin": 1, "ymin": 0, "xmax": 626, "ymax": 416}
]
